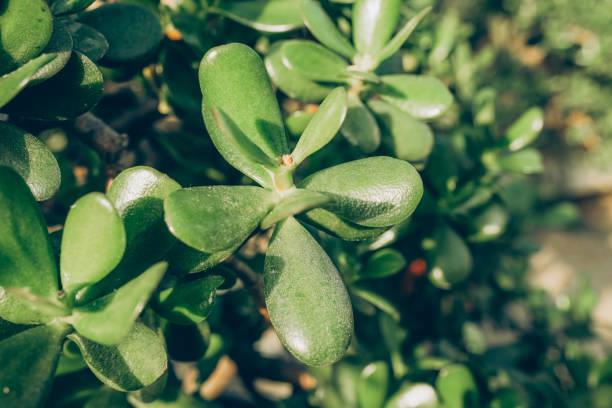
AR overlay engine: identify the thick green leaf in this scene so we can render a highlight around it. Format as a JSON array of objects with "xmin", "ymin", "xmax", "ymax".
[
  {"xmin": 358, "ymin": 362, "xmax": 389, "ymax": 408},
  {"xmin": 79, "ymin": 3, "xmax": 162, "ymax": 65},
  {"xmin": 0, "ymin": 121, "xmax": 61, "ymax": 201},
  {"xmin": 300, "ymin": 0, "xmax": 356, "ymax": 59},
  {"xmin": 505, "ymin": 107, "xmax": 544, "ymax": 151},
  {"xmin": 264, "ymin": 217, "xmax": 353, "ymax": 366},
  {"xmin": 299, "ymin": 208, "xmax": 387, "ymax": 241},
  {"xmin": 69, "ymin": 322, "xmax": 167, "ymax": 392},
  {"xmin": 67, "ymin": 23, "xmax": 110, "ymax": 63},
  {"xmin": 360, "ymin": 248, "xmax": 406, "ymax": 280},
  {"xmin": 292, "ymin": 87, "xmax": 348, "ymax": 165},
  {"xmin": 265, "ymin": 41, "xmax": 335, "ymax": 103},
  {"xmin": 352, "ymin": 285, "xmax": 400, "ymax": 320},
  {"xmin": 429, "ymin": 224, "xmax": 472, "ymax": 289},
  {"xmin": 3, "ymin": 288, "xmax": 69, "ymax": 321},
  {"xmin": 352, "ymin": 0, "xmax": 401, "ymax": 58},
  {"xmin": 0, "ymin": 323, "xmax": 69, "ymax": 408},
  {"xmin": 374, "ymin": 7, "xmax": 432, "ymax": 66},
  {"xmin": 200, "ymin": 43, "xmax": 288, "ymax": 186},
  {"xmin": 0, "ymin": 167, "xmax": 58, "ymax": 324},
  {"xmin": 435, "ymin": 364, "xmax": 479, "ymax": 408},
  {"xmin": 261, "ymin": 189, "xmax": 330, "ymax": 229},
  {"xmin": 280, "ymin": 40, "xmax": 349, "ymax": 83},
  {"xmin": 4, "ymin": 52, "xmax": 103, "ymax": 120},
  {"xmin": 378, "ymin": 75, "xmax": 453, "ymax": 119},
  {"xmin": 0, "ymin": 0, "xmax": 53, "ymax": 75},
  {"xmin": 0, "ymin": 54, "xmax": 57, "ymax": 108},
  {"xmin": 495, "ymin": 148, "xmax": 543, "ymax": 174},
  {"xmin": 153, "ymin": 275, "xmax": 224, "ymax": 325},
  {"xmin": 300, "ymin": 156, "xmax": 423, "ymax": 227},
  {"xmin": 29, "ymin": 20, "xmax": 73, "ymax": 85},
  {"xmin": 340, "ymin": 93, "xmax": 381, "ymax": 153},
  {"xmin": 286, "ymin": 110, "xmax": 316, "ymax": 137},
  {"xmin": 71, "ymin": 262, "xmax": 167, "ymax": 345},
  {"xmin": 385, "ymin": 383, "xmax": 439, "ymax": 408},
  {"xmin": 468, "ymin": 203, "xmax": 509, "ymax": 243},
  {"xmin": 52, "ymin": 0, "xmax": 96, "ymax": 16},
  {"xmin": 60, "ymin": 193, "xmax": 126, "ymax": 295},
  {"xmin": 213, "ymin": 0, "xmax": 303, "ymax": 33},
  {"xmin": 165, "ymin": 186, "xmax": 276, "ymax": 253},
  {"xmin": 165, "ymin": 243, "xmax": 236, "ymax": 277},
  {"xmin": 368, "ymin": 98, "xmax": 434, "ymax": 162}
]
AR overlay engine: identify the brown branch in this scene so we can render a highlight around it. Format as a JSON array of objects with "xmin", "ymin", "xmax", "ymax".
[
  {"xmin": 226, "ymin": 256, "xmax": 268, "ymax": 321},
  {"xmin": 72, "ymin": 112, "xmax": 128, "ymax": 155}
]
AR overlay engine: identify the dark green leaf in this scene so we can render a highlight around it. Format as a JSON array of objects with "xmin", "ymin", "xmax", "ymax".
[
  {"xmin": 351, "ymin": 285, "xmax": 400, "ymax": 320},
  {"xmin": 261, "ymin": 189, "xmax": 330, "ymax": 229},
  {"xmin": 264, "ymin": 217, "xmax": 353, "ymax": 366},
  {"xmin": 0, "ymin": 121, "xmax": 60, "ymax": 200},
  {"xmin": 435, "ymin": 364, "xmax": 479, "ymax": 408},
  {"xmin": 163, "ymin": 322, "xmax": 209, "ymax": 362},
  {"xmin": 358, "ymin": 362, "xmax": 389, "ymax": 408},
  {"xmin": 213, "ymin": 0, "xmax": 303, "ymax": 33},
  {"xmin": 385, "ymin": 383, "xmax": 439, "ymax": 408},
  {"xmin": 429, "ymin": 224, "xmax": 472, "ymax": 289},
  {"xmin": 165, "ymin": 243, "xmax": 236, "ymax": 277},
  {"xmin": 360, "ymin": 248, "xmax": 406, "ymax": 280},
  {"xmin": 280, "ymin": 40, "xmax": 349, "ymax": 83},
  {"xmin": 340, "ymin": 93, "xmax": 381, "ymax": 153},
  {"xmin": 67, "ymin": 23, "xmax": 110, "ymax": 63},
  {"xmin": 300, "ymin": 0, "xmax": 356, "ymax": 59},
  {"xmin": 299, "ymin": 208, "xmax": 387, "ymax": 241},
  {"xmin": 52, "ymin": 0, "xmax": 96, "ymax": 16},
  {"xmin": 505, "ymin": 107, "xmax": 544, "ymax": 151},
  {"xmin": 378, "ymin": 75, "xmax": 453, "ymax": 119},
  {"xmin": 0, "ymin": 54, "xmax": 57, "ymax": 108},
  {"xmin": 352, "ymin": 0, "xmax": 401, "ymax": 59},
  {"xmin": 468, "ymin": 203, "xmax": 509, "ymax": 243},
  {"xmin": 29, "ymin": 20, "xmax": 73, "ymax": 85}
]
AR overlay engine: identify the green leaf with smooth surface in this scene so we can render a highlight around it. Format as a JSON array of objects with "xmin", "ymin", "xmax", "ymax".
[
  {"xmin": 265, "ymin": 42, "xmax": 335, "ymax": 103},
  {"xmin": 352, "ymin": 0, "xmax": 401, "ymax": 57},
  {"xmin": 60, "ymin": 193, "xmax": 126, "ymax": 295},
  {"xmin": 261, "ymin": 189, "xmax": 330, "ymax": 229},
  {"xmin": 264, "ymin": 217, "xmax": 353, "ymax": 366},
  {"xmin": 360, "ymin": 248, "xmax": 406, "ymax": 280},
  {"xmin": 165, "ymin": 186, "xmax": 276, "ymax": 253},
  {"xmin": 72, "ymin": 262, "xmax": 167, "ymax": 345},
  {"xmin": 29, "ymin": 20, "xmax": 73, "ymax": 85},
  {"xmin": 496, "ymin": 148, "xmax": 543, "ymax": 174},
  {"xmin": 213, "ymin": 0, "xmax": 303, "ymax": 33},
  {"xmin": 358, "ymin": 362, "xmax": 389, "ymax": 408},
  {"xmin": 166, "ymin": 243, "xmax": 236, "ymax": 277},
  {"xmin": 79, "ymin": 3, "xmax": 162, "ymax": 65},
  {"xmin": 4, "ymin": 288, "xmax": 69, "ymax": 321},
  {"xmin": 280, "ymin": 40, "xmax": 349, "ymax": 83},
  {"xmin": 5, "ymin": 52, "xmax": 103, "ymax": 120},
  {"xmin": 52, "ymin": 0, "xmax": 96, "ymax": 16},
  {"xmin": 0, "ymin": 54, "xmax": 57, "ymax": 108},
  {"xmin": 378, "ymin": 75, "xmax": 453, "ymax": 119},
  {"xmin": 0, "ymin": 0, "xmax": 53, "ymax": 75},
  {"xmin": 0, "ymin": 323, "xmax": 69, "ymax": 408},
  {"xmin": 153, "ymin": 275, "xmax": 224, "ymax": 325},
  {"xmin": 0, "ymin": 121, "xmax": 61, "ymax": 201},
  {"xmin": 435, "ymin": 364, "xmax": 479, "ymax": 408},
  {"xmin": 429, "ymin": 225, "xmax": 472, "ymax": 289},
  {"xmin": 300, "ymin": 156, "xmax": 423, "ymax": 227},
  {"xmin": 300, "ymin": 0, "xmax": 356, "ymax": 59},
  {"xmin": 69, "ymin": 322, "xmax": 167, "ymax": 392},
  {"xmin": 299, "ymin": 208, "xmax": 387, "ymax": 241},
  {"xmin": 368, "ymin": 98, "xmax": 434, "ymax": 162},
  {"xmin": 375, "ymin": 7, "xmax": 432, "ymax": 65},
  {"xmin": 67, "ymin": 23, "xmax": 110, "ymax": 63},
  {"xmin": 0, "ymin": 167, "xmax": 58, "ymax": 324},
  {"xmin": 468, "ymin": 203, "xmax": 509, "ymax": 243},
  {"xmin": 340, "ymin": 93, "xmax": 381, "ymax": 153},
  {"xmin": 292, "ymin": 87, "xmax": 348, "ymax": 165},
  {"xmin": 385, "ymin": 383, "xmax": 439, "ymax": 408},
  {"xmin": 505, "ymin": 107, "xmax": 544, "ymax": 151}
]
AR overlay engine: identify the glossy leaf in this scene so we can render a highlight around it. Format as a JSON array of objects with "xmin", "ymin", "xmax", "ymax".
[
  {"xmin": 300, "ymin": 156, "xmax": 423, "ymax": 227},
  {"xmin": 52, "ymin": 0, "xmax": 96, "ymax": 16},
  {"xmin": 385, "ymin": 383, "xmax": 439, "ymax": 408},
  {"xmin": 292, "ymin": 87, "xmax": 348, "ymax": 165},
  {"xmin": 4, "ymin": 52, "xmax": 103, "ymax": 120},
  {"xmin": 0, "ymin": 122, "xmax": 61, "ymax": 201},
  {"xmin": 153, "ymin": 275, "xmax": 224, "ymax": 325},
  {"xmin": 368, "ymin": 98, "xmax": 434, "ymax": 162},
  {"xmin": 435, "ymin": 364, "xmax": 479, "ymax": 408},
  {"xmin": 280, "ymin": 40, "xmax": 349, "ymax": 83},
  {"xmin": 299, "ymin": 208, "xmax": 387, "ymax": 241},
  {"xmin": 261, "ymin": 189, "xmax": 330, "ymax": 229},
  {"xmin": 468, "ymin": 203, "xmax": 509, "ymax": 243},
  {"xmin": 429, "ymin": 225, "xmax": 472, "ymax": 289},
  {"xmin": 264, "ymin": 217, "xmax": 353, "ymax": 366},
  {"xmin": 0, "ymin": 323, "xmax": 69, "ymax": 408},
  {"xmin": 213, "ymin": 0, "xmax": 303, "ymax": 33},
  {"xmin": 265, "ymin": 42, "xmax": 334, "ymax": 103},
  {"xmin": 360, "ymin": 248, "xmax": 406, "ymax": 280},
  {"xmin": 67, "ymin": 23, "xmax": 110, "ymax": 63},
  {"xmin": 0, "ymin": 0, "xmax": 53, "ymax": 75},
  {"xmin": 200, "ymin": 43, "xmax": 288, "ymax": 186},
  {"xmin": 71, "ymin": 262, "xmax": 167, "ymax": 345},
  {"xmin": 69, "ymin": 322, "xmax": 167, "ymax": 392},
  {"xmin": 29, "ymin": 21, "xmax": 73, "ymax": 85},
  {"xmin": 340, "ymin": 93, "xmax": 381, "ymax": 153},
  {"xmin": 505, "ymin": 107, "xmax": 544, "ymax": 151},
  {"xmin": 0, "ymin": 54, "xmax": 56, "ymax": 108},
  {"xmin": 353, "ymin": 0, "xmax": 401, "ymax": 57},
  {"xmin": 79, "ymin": 3, "xmax": 162, "ymax": 65},
  {"xmin": 300, "ymin": 0, "xmax": 356, "ymax": 59},
  {"xmin": 375, "ymin": 7, "xmax": 432, "ymax": 65},
  {"xmin": 0, "ymin": 167, "xmax": 58, "ymax": 324},
  {"xmin": 378, "ymin": 75, "xmax": 454, "ymax": 119},
  {"xmin": 60, "ymin": 193, "xmax": 126, "ymax": 295},
  {"xmin": 165, "ymin": 186, "xmax": 276, "ymax": 253},
  {"xmin": 358, "ymin": 362, "xmax": 389, "ymax": 408}
]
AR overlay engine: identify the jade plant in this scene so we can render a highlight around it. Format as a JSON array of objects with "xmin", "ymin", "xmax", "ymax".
[
  {"xmin": 162, "ymin": 43, "xmax": 423, "ymax": 365},
  {"xmin": 265, "ymin": 0, "xmax": 453, "ymax": 161}
]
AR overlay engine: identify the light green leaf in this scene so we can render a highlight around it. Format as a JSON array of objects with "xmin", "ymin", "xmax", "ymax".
[
  {"xmin": 0, "ymin": 167, "xmax": 58, "ymax": 324},
  {"xmin": 358, "ymin": 361, "xmax": 389, "ymax": 408},
  {"xmin": 60, "ymin": 193, "xmax": 126, "ymax": 296},
  {"xmin": 374, "ymin": 7, "xmax": 432, "ymax": 66},
  {"xmin": 340, "ymin": 93, "xmax": 381, "ymax": 153},
  {"xmin": 0, "ymin": 54, "xmax": 57, "ymax": 108},
  {"xmin": 261, "ymin": 189, "xmax": 331, "ymax": 229},
  {"xmin": 264, "ymin": 217, "xmax": 353, "ymax": 366},
  {"xmin": 299, "ymin": 208, "xmax": 387, "ymax": 241},
  {"xmin": 300, "ymin": 156, "xmax": 423, "ymax": 227},
  {"xmin": 435, "ymin": 364, "xmax": 479, "ymax": 408},
  {"xmin": 300, "ymin": 0, "xmax": 356, "ymax": 59},
  {"xmin": 352, "ymin": 0, "xmax": 401, "ymax": 58},
  {"xmin": 0, "ymin": 121, "xmax": 60, "ymax": 201},
  {"xmin": 165, "ymin": 243, "xmax": 236, "ymax": 277},
  {"xmin": 69, "ymin": 322, "xmax": 167, "ymax": 392},
  {"xmin": 0, "ymin": 323, "xmax": 69, "ymax": 408},
  {"xmin": 429, "ymin": 224, "xmax": 472, "ymax": 289},
  {"xmin": 3, "ymin": 288, "xmax": 69, "ymax": 321},
  {"xmin": 292, "ymin": 87, "xmax": 348, "ymax": 165},
  {"xmin": 165, "ymin": 186, "xmax": 276, "ymax": 253},
  {"xmin": 378, "ymin": 75, "xmax": 453, "ymax": 119},
  {"xmin": 29, "ymin": 20, "xmax": 73, "ymax": 86},
  {"xmin": 496, "ymin": 148, "xmax": 543, "ymax": 174},
  {"xmin": 504, "ymin": 107, "xmax": 544, "ymax": 151},
  {"xmin": 213, "ymin": 0, "xmax": 303, "ymax": 33},
  {"xmin": 351, "ymin": 285, "xmax": 400, "ymax": 320},
  {"xmin": 468, "ymin": 203, "xmax": 509, "ymax": 243},
  {"xmin": 52, "ymin": 0, "xmax": 96, "ymax": 16},
  {"xmin": 359, "ymin": 248, "xmax": 406, "ymax": 280},
  {"xmin": 280, "ymin": 40, "xmax": 349, "ymax": 83},
  {"xmin": 67, "ymin": 22, "xmax": 110, "ymax": 63},
  {"xmin": 385, "ymin": 383, "xmax": 439, "ymax": 408},
  {"xmin": 72, "ymin": 262, "xmax": 167, "ymax": 345}
]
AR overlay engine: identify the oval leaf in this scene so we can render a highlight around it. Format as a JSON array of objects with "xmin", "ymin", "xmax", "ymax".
[
  {"xmin": 280, "ymin": 40, "xmax": 349, "ymax": 83},
  {"xmin": 29, "ymin": 20, "xmax": 74, "ymax": 86},
  {"xmin": 505, "ymin": 107, "xmax": 544, "ymax": 151},
  {"xmin": 375, "ymin": 7, "xmax": 432, "ymax": 65},
  {"xmin": 468, "ymin": 203, "xmax": 509, "ymax": 243},
  {"xmin": 300, "ymin": 0, "xmax": 356, "ymax": 59},
  {"xmin": 67, "ymin": 22, "xmax": 110, "ymax": 63},
  {"xmin": 261, "ymin": 189, "xmax": 330, "ymax": 229},
  {"xmin": 385, "ymin": 383, "xmax": 439, "ymax": 408},
  {"xmin": 435, "ymin": 364, "xmax": 479, "ymax": 408},
  {"xmin": 429, "ymin": 224, "xmax": 472, "ymax": 289},
  {"xmin": 360, "ymin": 248, "xmax": 406, "ymax": 280},
  {"xmin": 213, "ymin": 0, "xmax": 303, "ymax": 33},
  {"xmin": 352, "ymin": 0, "xmax": 401, "ymax": 57},
  {"xmin": 340, "ymin": 93, "xmax": 381, "ymax": 153},
  {"xmin": 358, "ymin": 362, "xmax": 389, "ymax": 408},
  {"xmin": 264, "ymin": 217, "xmax": 353, "ymax": 366},
  {"xmin": 299, "ymin": 208, "xmax": 387, "ymax": 241},
  {"xmin": 378, "ymin": 75, "xmax": 453, "ymax": 119},
  {"xmin": 52, "ymin": 0, "xmax": 96, "ymax": 16},
  {"xmin": 0, "ymin": 54, "xmax": 57, "ymax": 108}
]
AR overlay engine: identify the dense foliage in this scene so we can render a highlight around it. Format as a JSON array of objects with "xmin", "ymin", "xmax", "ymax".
[{"xmin": 0, "ymin": 0, "xmax": 610, "ymax": 407}]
